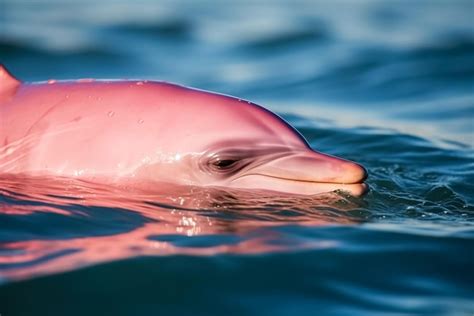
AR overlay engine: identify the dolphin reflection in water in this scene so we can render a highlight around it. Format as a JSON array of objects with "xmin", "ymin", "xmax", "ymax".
[{"xmin": 0, "ymin": 175, "xmax": 366, "ymax": 281}]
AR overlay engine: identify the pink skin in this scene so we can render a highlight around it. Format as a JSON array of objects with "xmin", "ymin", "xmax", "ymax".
[{"xmin": 0, "ymin": 65, "xmax": 367, "ymax": 196}]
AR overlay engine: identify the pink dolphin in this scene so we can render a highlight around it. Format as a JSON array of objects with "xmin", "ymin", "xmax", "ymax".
[{"xmin": 0, "ymin": 65, "xmax": 367, "ymax": 196}]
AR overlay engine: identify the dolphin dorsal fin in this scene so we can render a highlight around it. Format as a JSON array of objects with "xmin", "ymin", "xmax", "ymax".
[{"xmin": 0, "ymin": 65, "xmax": 21, "ymax": 99}]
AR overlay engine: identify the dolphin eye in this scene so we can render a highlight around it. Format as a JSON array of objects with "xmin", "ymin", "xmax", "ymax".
[
  {"xmin": 212, "ymin": 159, "xmax": 239, "ymax": 170},
  {"xmin": 205, "ymin": 149, "xmax": 253, "ymax": 174}
]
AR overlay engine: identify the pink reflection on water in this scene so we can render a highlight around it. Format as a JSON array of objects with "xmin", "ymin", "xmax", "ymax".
[{"xmin": 0, "ymin": 175, "xmax": 363, "ymax": 281}]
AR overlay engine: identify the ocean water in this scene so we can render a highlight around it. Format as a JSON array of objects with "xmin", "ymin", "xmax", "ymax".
[{"xmin": 1, "ymin": 1, "xmax": 474, "ymax": 315}]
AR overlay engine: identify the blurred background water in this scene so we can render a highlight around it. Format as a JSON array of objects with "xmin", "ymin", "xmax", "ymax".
[{"xmin": 0, "ymin": 1, "xmax": 473, "ymax": 315}]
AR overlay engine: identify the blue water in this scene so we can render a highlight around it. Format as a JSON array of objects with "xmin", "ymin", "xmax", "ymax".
[{"xmin": 1, "ymin": 1, "xmax": 474, "ymax": 315}]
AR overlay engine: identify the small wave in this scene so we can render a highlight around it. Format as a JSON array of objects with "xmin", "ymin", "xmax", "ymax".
[
  {"xmin": 0, "ymin": 38, "xmax": 120, "ymax": 59},
  {"xmin": 110, "ymin": 19, "xmax": 193, "ymax": 39},
  {"xmin": 241, "ymin": 23, "xmax": 328, "ymax": 52}
]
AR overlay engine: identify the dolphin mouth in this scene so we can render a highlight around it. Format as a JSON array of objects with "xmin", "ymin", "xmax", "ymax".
[
  {"xmin": 231, "ymin": 174, "xmax": 368, "ymax": 197},
  {"xmin": 229, "ymin": 150, "xmax": 368, "ymax": 197}
]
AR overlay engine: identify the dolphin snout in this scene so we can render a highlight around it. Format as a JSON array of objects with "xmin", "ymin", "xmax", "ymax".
[
  {"xmin": 238, "ymin": 150, "xmax": 369, "ymax": 196},
  {"xmin": 258, "ymin": 150, "xmax": 367, "ymax": 184},
  {"xmin": 306, "ymin": 151, "xmax": 367, "ymax": 185},
  {"xmin": 338, "ymin": 160, "xmax": 368, "ymax": 184}
]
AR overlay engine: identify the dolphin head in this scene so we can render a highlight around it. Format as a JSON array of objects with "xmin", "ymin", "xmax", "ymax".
[{"xmin": 138, "ymin": 85, "xmax": 368, "ymax": 197}]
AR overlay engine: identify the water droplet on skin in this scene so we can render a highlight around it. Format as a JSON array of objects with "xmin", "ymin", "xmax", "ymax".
[
  {"xmin": 136, "ymin": 81, "xmax": 144, "ymax": 86},
  {"xmin": 47, "ymin": 79, "xmax": 56, "ymax": 84},
  {"xmin": 108, "ymin": 111, "xmax": 115, "ymax": 117},
  {"xmin": 65, "ymin": 94, "xmax": 70, "ymax": 99},
  {"xmin": 138, "ymin": 119, "xmax": 144, "ymax": 124}
]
